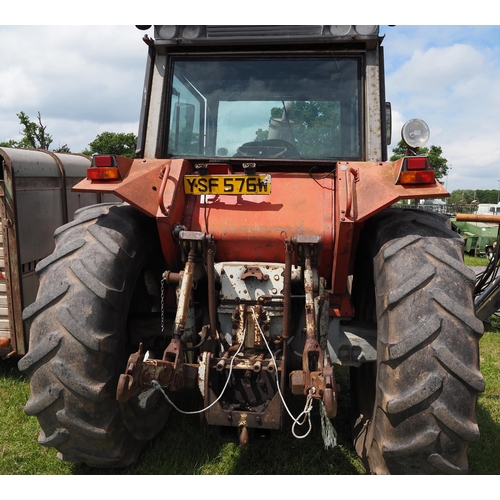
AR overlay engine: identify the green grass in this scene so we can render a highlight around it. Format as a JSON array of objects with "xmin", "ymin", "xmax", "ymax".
[
  {"xmin": 1, "ymin": 325, "xmax": 499, "ymax": 475},
  {"xmin": 468, "ymin": 315, "xmax": 500, "ymax": 474},
  {"xmin": 0, "ymin": 360, "xmax": 70, "ymax": 474},
  {"xmin": 463, "ymin": 254, "xmax": 489, "ymax": 267},
  {"xmin": 0, "ymin": 360, "xmax": 364, "ymax": 475}
]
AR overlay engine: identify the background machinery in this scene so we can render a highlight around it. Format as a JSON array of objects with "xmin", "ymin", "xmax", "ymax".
[{"xmin": 0, "ymin": 147, "xmax": 115, "ymax": 358}]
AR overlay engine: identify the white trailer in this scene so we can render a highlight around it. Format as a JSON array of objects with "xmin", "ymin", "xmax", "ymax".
[{"xmin": 476, "ymin": 203, "xmax": 500, "ymax": 215}]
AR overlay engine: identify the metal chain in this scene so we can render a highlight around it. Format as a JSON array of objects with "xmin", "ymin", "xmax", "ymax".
[{"xmin": 160, "ymin": 274, "xmax": 165, "ymax": 336}]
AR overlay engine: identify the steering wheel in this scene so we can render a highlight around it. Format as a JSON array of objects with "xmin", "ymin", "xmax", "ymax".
[{"xmin": 235, "ymin": 139, "xmax": 301, "ymax": 159}]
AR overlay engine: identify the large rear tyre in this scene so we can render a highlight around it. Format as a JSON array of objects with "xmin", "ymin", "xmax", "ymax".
[
  {"xmin": 18, "ymin": 203, "xmax": 170, "ymax": 468},
  {"xmin": 351, "ymin": 209, "xmax": 485, "ymax": 474}
]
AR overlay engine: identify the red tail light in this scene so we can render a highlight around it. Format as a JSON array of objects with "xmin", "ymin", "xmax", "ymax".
[
  {"xmin": 87, "ymin": 155, "xmax": 120, "ymax": 180},
  {"xmin": 406, "ymin": 157, "xmax": 428, "ymax": 170},
  {"xmin": 398, "ymin": 156, "xmax": 435, "ymax": 184},
  {"xmin": 399, "ymin": 170, "xmax": 435, "ymax": 184},
  {"xmin": 94, "ymin": 155, "xmax": 114, "ymax": 167},
  {"xmin": 87, "ymin": 167, "xmax": 120, "ymax": 180}
]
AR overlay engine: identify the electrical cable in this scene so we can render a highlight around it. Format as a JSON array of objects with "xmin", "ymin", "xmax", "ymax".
[
  {"xmin": 138, "ymin": 326, "xmax": 247, "ymax": 414},
  {"xmin": 138, "ymin": 308, "xmax": 319, "ymax": 441},
  {"xmin": 252, "ymin": 309, "xmax": 314, "ymax": 439}
]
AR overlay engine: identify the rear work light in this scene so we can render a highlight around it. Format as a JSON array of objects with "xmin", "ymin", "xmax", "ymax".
[
  {"xmin": 396, "ymin": 119, "xmax": 436, "ymax": 185},
  {"xmin": 87, "ymin": 155, "xmax": 120, "ymax": 180}
]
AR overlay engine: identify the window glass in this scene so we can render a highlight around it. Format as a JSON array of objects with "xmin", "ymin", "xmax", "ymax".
[{"xmin": 167, "ymin": 57, "xmax": 361, "ymax": 160}]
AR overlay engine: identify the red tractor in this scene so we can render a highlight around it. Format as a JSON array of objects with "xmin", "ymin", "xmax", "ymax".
[{"xmin": 19, "ymin": 25, "xmax": 484, "ymax": 474}]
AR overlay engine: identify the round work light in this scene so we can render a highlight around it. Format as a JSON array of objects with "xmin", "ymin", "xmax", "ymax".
[
  {"xmin": 328, "ymin": 25, "xmax": 351, "ymax": 36},
  {"xmin": 354, "ymin": 25, "xmax": 379, "ymax": 35},
  {"xmin": 401, "ymin": 119, "xmax": 430, "ymax": 149},
  {"xmin": 182, "ymin": 26, "xmax": 202, "ymax": 39},
  {"xmin": 157, "ymin": 25, "xmax": 177, "ymax": 40}
]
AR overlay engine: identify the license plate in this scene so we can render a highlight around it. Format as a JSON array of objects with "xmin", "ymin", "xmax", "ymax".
[{"xmin": 183, "ymin": 174, "xmax": 271, "ymax": 195}]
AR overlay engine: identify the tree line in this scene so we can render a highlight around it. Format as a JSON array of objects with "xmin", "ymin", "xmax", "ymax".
[
  {"xmin": 447, "ymin": 190, "xmax": 500, "ymax": 206},
  {"xmin": 0, "ymin": 111, "xmax": 137, "ymax": 158}
]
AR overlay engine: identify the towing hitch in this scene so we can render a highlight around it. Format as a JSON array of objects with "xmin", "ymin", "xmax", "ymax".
[
  {"xmin": 118, "ymin": 231, "xmax": 338, "ymax": 435},
  {"xmin": 116, "ymin": 342, "xmax": 198, "ymax": 402}
]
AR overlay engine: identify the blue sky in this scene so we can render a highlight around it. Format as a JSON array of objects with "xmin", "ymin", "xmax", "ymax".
[
  {"xmin": 1, "ymin": 15, "xmax": 500, "ymax": 193},
  {"xmin": 380, "ymin": 25, "xmax": 500, "ymax": 191}
]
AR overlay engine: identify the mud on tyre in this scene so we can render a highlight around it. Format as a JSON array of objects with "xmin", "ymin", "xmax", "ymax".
[
  {"xmin": 351, "ymin": 209, "xmax": 485, "ymax": 474},
  {"xmin": 18, "ymin": 203, "xmax": 170, "ymax": 467}
]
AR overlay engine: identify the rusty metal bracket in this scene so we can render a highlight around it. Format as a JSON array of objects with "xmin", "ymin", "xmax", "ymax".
[
  {"xmin": 288, "ymin": 239, "xmax": 338, "ymax": 417},
  {"xmin": 281, "ymin": 238, "xmax": 292, "ymax": 390},
  {"xmin": 116, "ymin": 342, "xmax": 198, "ymax": 402},
  {"xmin": 345, "ymin": 165, "xmax": 360, "ymax": 219},
  {"xmin": 158, "ymin": 163, "xmax": 172, "ymax": 215},
  {"xmin": 116, "ymin": 344, "xmax": 146, "ymax": 402},
  {"xmin": 241, "ymin": 265, "xmax": 269, "ymax": 281},
  {"xmin": 178, "ymin": 230, "xmax": 206, "ymax": 263},
  {"xmin": 203, "ymin": 354, "xmax": 284, "ymax": 432},
  {"xmin": 161, "ymin": 338, "xmax": 185, "ymax": 391},
  {"xmin": 289, "ymin": 360, "xmax": 338, "ymax": 418},
  {"xmin": 292, "ymin": 235, "xmax": 321, "ymax": 266}
]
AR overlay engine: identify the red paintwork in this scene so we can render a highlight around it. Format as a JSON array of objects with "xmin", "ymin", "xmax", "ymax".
[
  {"xmin": 73, "ymin": 156, "xmax": 450, "ymax": 317},
  {"xmin": 182, "ymin": 172, "xmax": 335, "ymax": 278}
]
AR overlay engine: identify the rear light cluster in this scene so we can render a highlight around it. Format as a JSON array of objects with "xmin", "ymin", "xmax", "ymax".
[
  {"xmin": 87, "ymin": 155, "xmax": 120, "ymax": 180},
  {"xmin": 399, "ymin": 156, "xmax": 435, "ymax": 185}
]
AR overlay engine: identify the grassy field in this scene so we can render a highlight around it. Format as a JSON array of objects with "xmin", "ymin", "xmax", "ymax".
[
  {"xmin": 463, "ymin": 254, "xmax": 489, "ymax": 267},
  {"xmin": 1, "ymin": 323, "xmax": 499, "ymax": 475},
  {"xmin": 0, "ymin": 358, "xmax": 364, "ymax": 475}
]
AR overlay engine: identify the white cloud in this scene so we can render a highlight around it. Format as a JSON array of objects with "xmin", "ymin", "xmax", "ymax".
[
  {"xmin": 0, "ymin": 26, "xmax": 149, "ymax": 152},
  {"xmin": 0, "ymin": 65, "xmax": 40, "ymax": 108},
  {"xmin": 393, "ymin": 44, "xmax": 484, "ymax": 91},
  {"xmin": 385, "ymin": 32, "xmax": 500, "ymax": 191}
]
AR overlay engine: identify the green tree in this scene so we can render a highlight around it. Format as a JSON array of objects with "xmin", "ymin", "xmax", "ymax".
[
  {"xmin": 83, "ymin": 131, "xmax": 137, "ymax": 158},
  {"xmin": 390, "ymin": 140, "xmax": 449, "ymax": 182},
  {"xmin": 448, "ymin": 189, "xmax": 475, "ymax": 206},
  {"xmin": 54, "ymin": 143, "xmax": 71, "ymax": 154},
  {"xmin": 0, "ymin": 111, "xmax": 70, "ymax": 152},
  {"xmin": 16, "ymin": 111, "xmax": 52, "ymax": 149},
  {"xmin": 255, "ymin": 101, "xmax": 342, "ymax": 158},
  {"xmin": 474, "ymin": 190, "xmax": 499, "ymax": 204},
  {"xmin": 448, "ymin": 189, "xmax": 500, "ymax": 207},
  {"xmin": 0, "ymin": 139, "xmax": 18, "ymax": 148}
]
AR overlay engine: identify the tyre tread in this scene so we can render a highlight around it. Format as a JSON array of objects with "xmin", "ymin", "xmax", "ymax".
[
  {"xmin": 352, "ymin": 208, "xmax": 484, "ymax": 475},
  {"xmin": 17, "ymin": 331, "xmax": 62, "ymax": 372},
  {"xmin": 19, "ymin": 203, "xmax": 167, "ymax": 468},
  {"xmin": 24, "ymin": 385, "xmax": 62, "ymax": 416},
  {"xmin": 431, "ymin": 288, "xmax": 484, "ymax": 335},
  {"xmin": 433, "ymin": 345, "xmax": 486, "ymax": 392}
]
